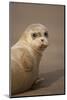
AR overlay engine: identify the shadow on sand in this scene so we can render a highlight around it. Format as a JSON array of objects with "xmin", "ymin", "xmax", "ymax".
[{"xmin": 31, "ymin": 69, "xmax": 64, "ymax": 90}]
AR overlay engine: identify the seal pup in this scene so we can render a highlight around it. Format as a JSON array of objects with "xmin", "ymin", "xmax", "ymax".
[{"xmin": 11, "ymin": 23, "xmax": 48, "ymax": 94}]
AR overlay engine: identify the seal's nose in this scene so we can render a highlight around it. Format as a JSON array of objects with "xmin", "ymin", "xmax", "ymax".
[{"xmin": 41, "ymin": 38, "xmax": 44, "ymax": 42}]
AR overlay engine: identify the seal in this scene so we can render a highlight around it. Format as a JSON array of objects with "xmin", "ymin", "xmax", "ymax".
[{"xmin": 11, "ymin": 23, "xmax": 48, "ymax": 94}]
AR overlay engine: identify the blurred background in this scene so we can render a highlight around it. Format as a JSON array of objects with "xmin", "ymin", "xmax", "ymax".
[{"xmin": 10, "ymin": 2, "xmax": 65, "ymax": 96}]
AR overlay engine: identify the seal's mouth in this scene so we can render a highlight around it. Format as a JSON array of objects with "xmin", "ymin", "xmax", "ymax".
[{"xmin": 39, "ymin": 44, "xmax": 48, "ymax": 50}]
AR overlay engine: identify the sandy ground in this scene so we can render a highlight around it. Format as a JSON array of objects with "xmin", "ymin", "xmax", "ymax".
[{"xmin": 12, "ymin": 69, "xmax": 64, "ymax": 97}]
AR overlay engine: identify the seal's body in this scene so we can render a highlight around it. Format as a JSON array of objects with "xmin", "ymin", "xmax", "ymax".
[{"xmin": 11, "ymin": 24, "xmax": 48, "ymax": 94}]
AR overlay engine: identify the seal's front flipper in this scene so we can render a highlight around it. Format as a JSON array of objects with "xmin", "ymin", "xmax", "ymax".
[{"xmin": 34, "ymin": 77, "xmax": 45, "ymax": 84}]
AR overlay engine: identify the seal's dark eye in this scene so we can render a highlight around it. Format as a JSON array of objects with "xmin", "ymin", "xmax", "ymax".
[
  {"xmin": 44, "ymin": 32, "xmax": 48, "ymax": 38},
  {"xmin": 32, "ymin": 33, "xmax": 37, "ymax": 38}
]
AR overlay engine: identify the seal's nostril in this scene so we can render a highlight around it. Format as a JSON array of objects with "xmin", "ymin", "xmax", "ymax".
[{"xmin": 41, "ymin": 39, "xmax": 44, "ymax": 42}]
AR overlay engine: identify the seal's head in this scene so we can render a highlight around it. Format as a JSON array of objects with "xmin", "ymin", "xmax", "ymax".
[{"xmin": 21, "ymin": 24, "xmax": 48, "ymax": 53}]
